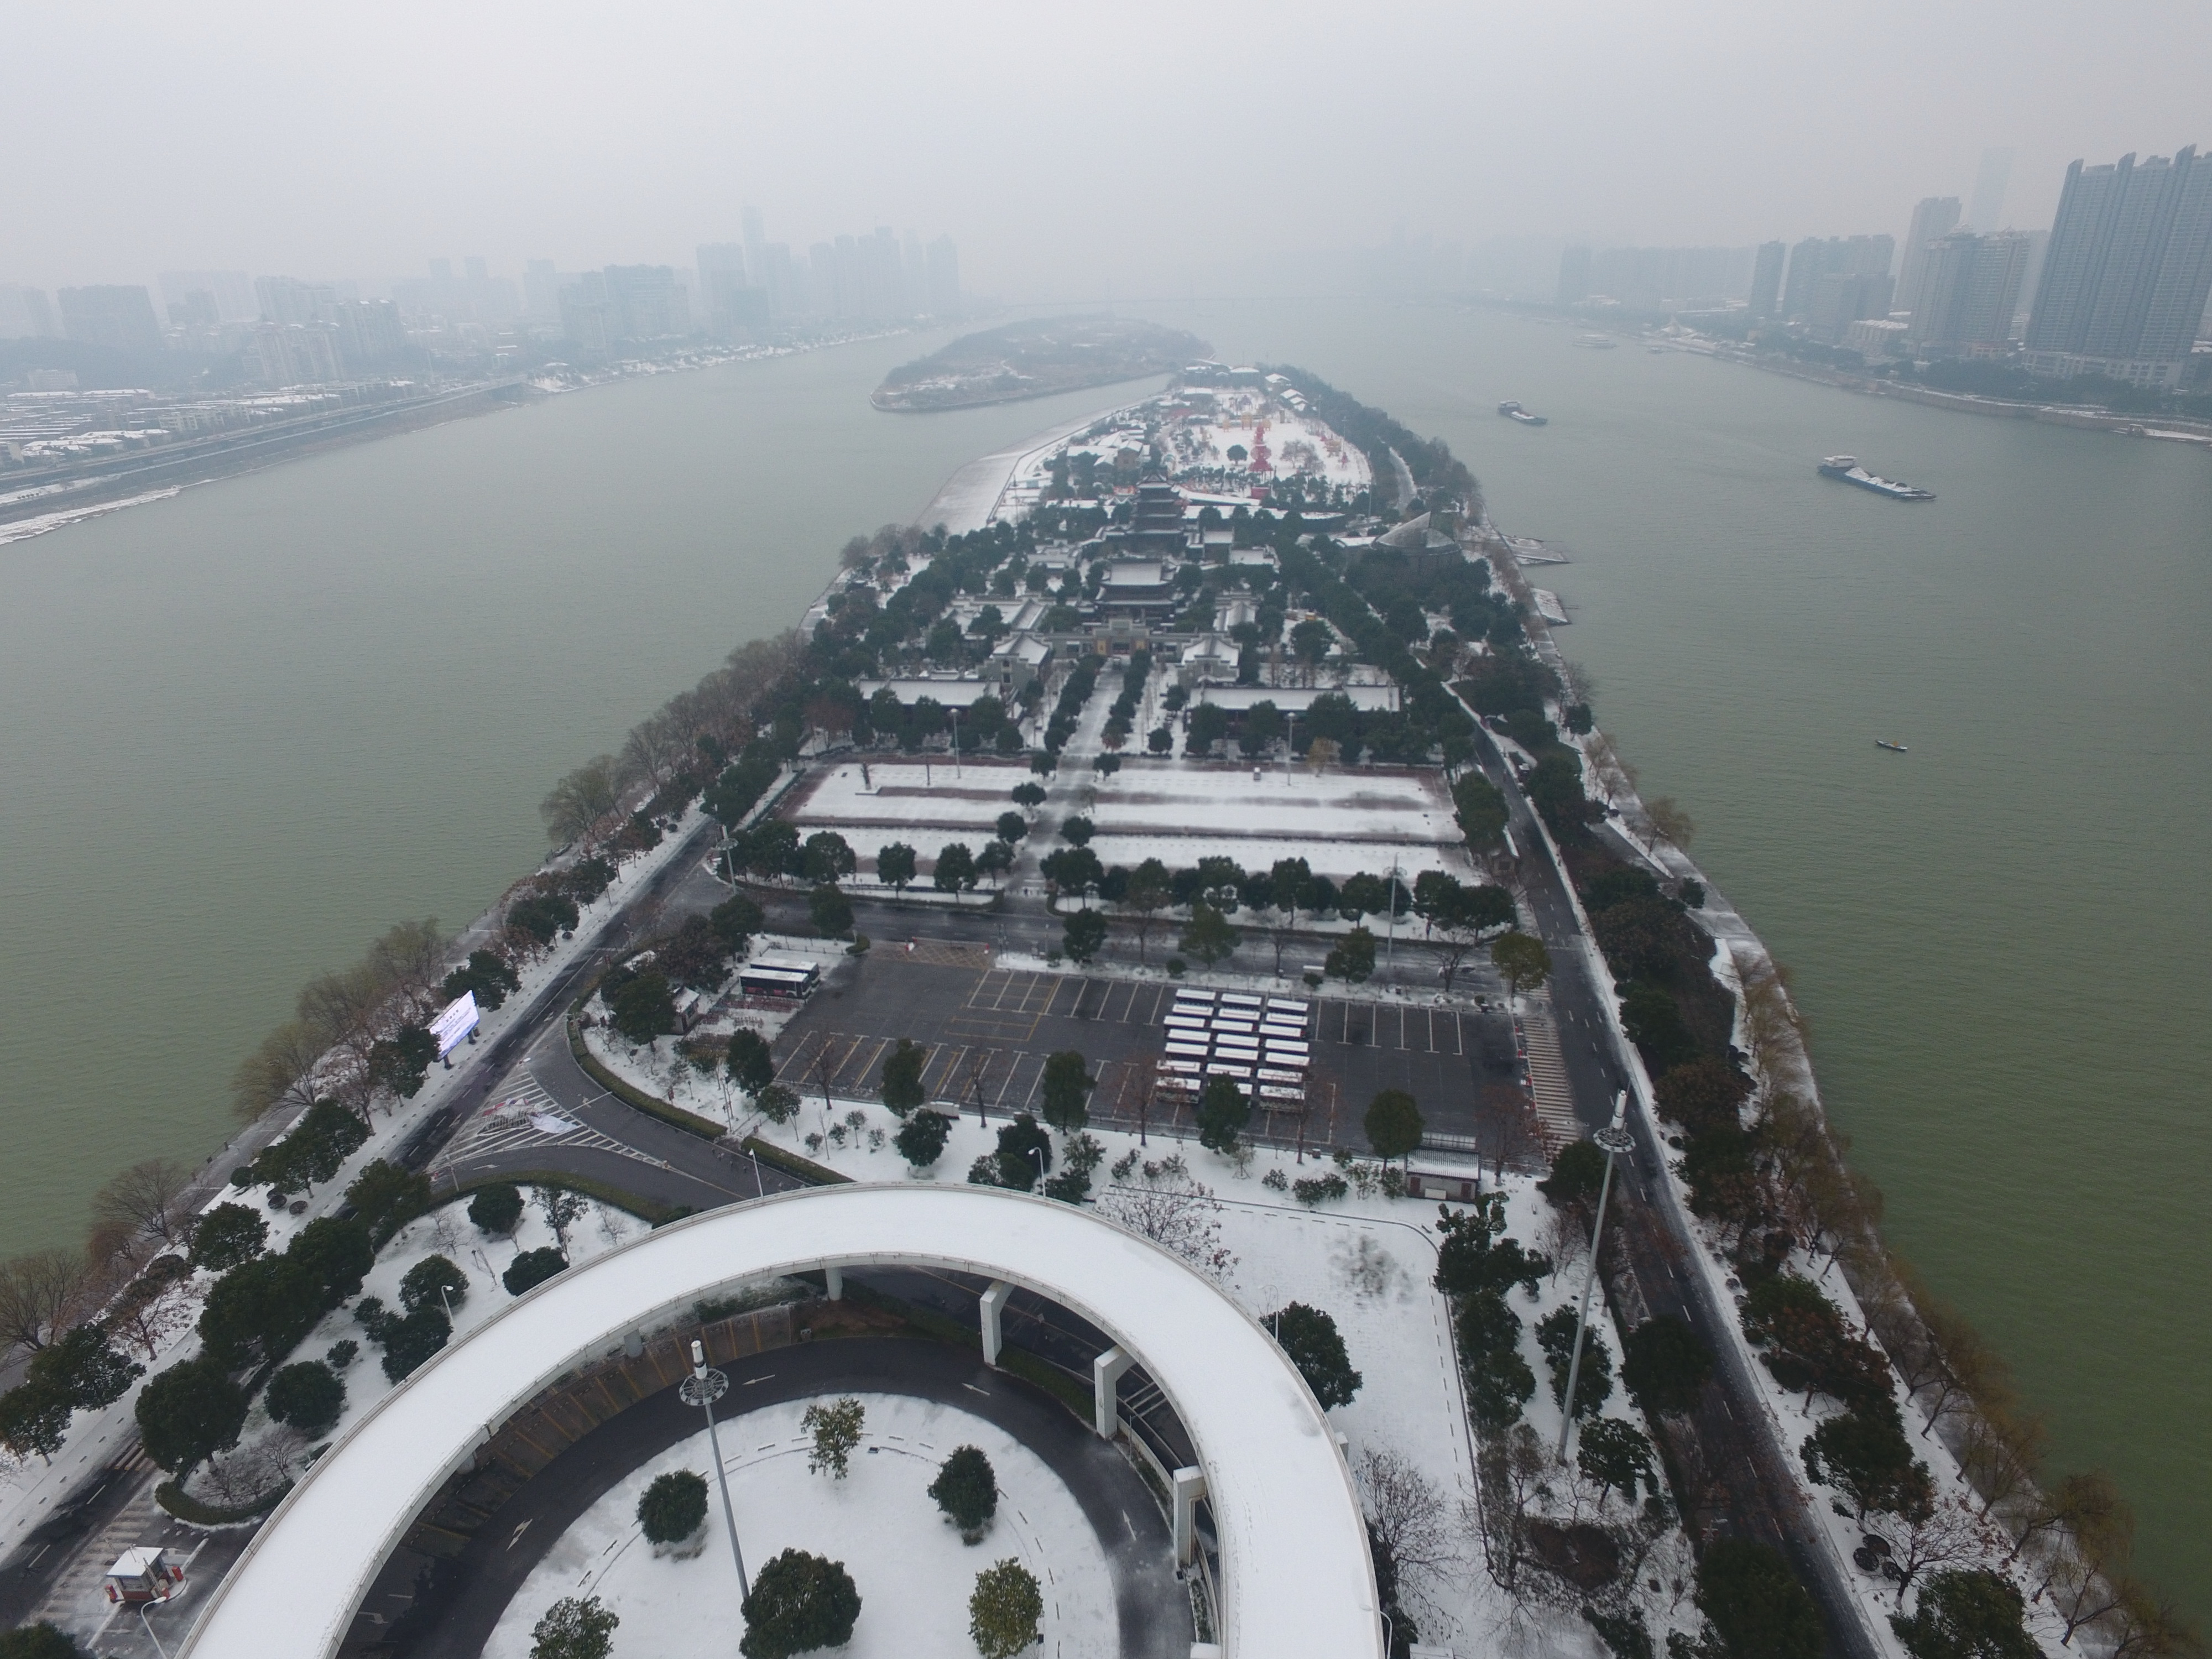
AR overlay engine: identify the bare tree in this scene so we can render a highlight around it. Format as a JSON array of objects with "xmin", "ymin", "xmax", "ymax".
[
  {"xmin": 618, "ymin": 709, "xmax": 685, "ymax": 794},
  {"xmin": 0, "ymin": 1249, "xmax": 92, "ymax": 1352},
  {"xmin": 1481, "ymin": 1084, "xmax": 1540, "ymax": 1183},
  {"xmin": 2100, "ymin": 1579, "xmax": 2204, "ymax": 1658},
  {"xmin": 230, "ymin": 1019, "xmax": 328, "ymax": 1120},
  {"xmin": 1472, "ymin": 1423, "xmax": 1556, "ymax": 1591},
  {"xmin": 1641, "ymin": 796, "xmax": 1694, "ymax": 853},
  {"xmin": 111, "ymin": 1277, "xmax": 194, "ymax": 1361},
  {"xmin": 368, "ymin": 917, "xmax": 449, "ymax": 1015},
  {"xmin": 92, "ymin": 1157, "xmax": 194, "ymax": 1247},
  {"xmin": 2048, "ymin": 1548, "xmax": 2129, "ymax": 1647},
  {"xmin": 1097, "ymin": 1156, "xmax": 1235, "ymax": 1282},
  {"xmin": 540, "ymin": 754, "xmax": 621, "ymax": 847},
  {"xmin": 1359, "ymin": 1446, "xmax": 1461, "ymax": 1615},
  {"xmin": 1961, "ymin": 1410, "xmax": 2047, "ymax": 1523},
  {"xmin": 1869, "ymin": 1494, "xmax": 1981, "ymax": 1606},
  {"xmin": 2015, "ymin": 1470, "xmax": 2122, "ymax": 1573},
  {"xmin": 1540, "ymin": 1203, "xmax": 1587, "ymax": 1285}
]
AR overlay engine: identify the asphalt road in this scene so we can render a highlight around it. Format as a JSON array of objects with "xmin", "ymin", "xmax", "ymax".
[
  {"xmin": 1470, "ymin": 731, "xmax": 1877, "ymax": 1659},
  {"xmin": 373, "ymin": 1334, "xmax": 1185, "ymax": 1659}
]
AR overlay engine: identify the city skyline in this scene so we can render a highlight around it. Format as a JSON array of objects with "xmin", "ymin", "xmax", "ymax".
[{"xmin": 6, "ymin": 1, "xmax": 2211, "ymax": 300}]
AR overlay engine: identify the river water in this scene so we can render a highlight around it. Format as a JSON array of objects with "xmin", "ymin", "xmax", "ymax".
[{"xmin": 3, "ymin": 305, "xmax": 2204, "ymax": 1610}]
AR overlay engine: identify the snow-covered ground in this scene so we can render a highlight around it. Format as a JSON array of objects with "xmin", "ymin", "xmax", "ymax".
[
  {"xmin": 483, "ymin": 1395, "xmax": 1113, "ymax": 1659},
  {"xmin": 745, "ymin": 1105, "xmax": 1684, "ymax": 1657},
  {"xmin": 1083, "ymin": 761, "xmax": 1478, "ymax": 884},
  {"xmin": 1165, "ymin": 404, "xmax": 1370, "ymax": 493},
  {"xmin": 783, "ymin": 759, "xmax": 1033, "ymax": 847}
]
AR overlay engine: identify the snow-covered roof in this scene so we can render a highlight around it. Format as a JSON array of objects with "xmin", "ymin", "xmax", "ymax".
[
  {"xmin": 178, "ymin": 1186, "xmax": 1382, "ymax": 1659},
  {"xmin": 109, "ymin": 1546, "xmax": 166, "ymax": 1579}
]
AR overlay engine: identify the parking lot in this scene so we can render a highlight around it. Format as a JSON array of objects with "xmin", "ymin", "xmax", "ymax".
[{"xmin": 771, "ymin": 945, "xmax": 1524, "ymax": 1154}]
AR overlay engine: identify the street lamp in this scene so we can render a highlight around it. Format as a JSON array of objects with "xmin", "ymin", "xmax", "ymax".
[
  {"xmin": 1556, "ymin": 1095, "xmax": 1636, "ymax": 1460},
  {"xmin": 681, "ymin": 1338, "xmax": 750, "ymax": 1598},
  {"xmin": 1029, "ymin": 1146, "xmax": 1047, "ymax": 1188}
]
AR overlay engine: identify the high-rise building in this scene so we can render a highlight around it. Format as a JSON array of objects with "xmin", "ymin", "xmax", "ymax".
[
  {"xmin": 56, "ymin": 285, "xmax": 165, "ymax": 352},
  {"xmin": 253, "ymin": 322, "xmax": 342, "ymax": 385},
  {"xmin": 1907, "ymin": 231, "xmax": 2032, "ymax": 353},
  {"xmin": 761, "ymin": 243, "xmax": 795, "ymax": 320},
  {"xmin": 1805, "ymin": 270, "xmax": 1896, "ymax": 343},
  {"xmin": 1747, "ymin": 241, "xmax": 1786, "ymax": 320},
  {"xmin": 0, "ymin": 284, "xmax": 55, "ymax": 339},
  {"xmin": 1966, "ymin": 148, "xmax": 2014, "ymax": 231},
  {"xmin": 601, "ymin": 265, "xmax": 688, "ymax": 340},
  {"xmin": 255, "ymin": 275, "xmax": 336, "ymax": 325},
  {"xmin": 1895, "ymin": 197, "xmax": 1962, "ymax": 322},
  {"xmin": 523, "ymin": 259, "xmax": 561, "ymax": 319},
  {"xmin": 697, "ymin": 243, "xmax": 747, "ymax": 284},
  {"xmin": 158, "ymin": 270, "xmax": 255, "ymax": 325},
  {"xmin": 742, "ymin": 207, "xmax": 768, "ymax": 275},
  {"xmin": 696, "ymin": 243, "xmax": 765, "ymax": 338},
  {"xmin": 1781, "ymin": 236, "xmax": 1894, "ymax": 324},
  {"xmin": 330, "ymin": 300, "xmax": 407, "ymax": 371},
  {"xmin": 559, "ymin": 273, "xmax": 613, "ymax": 354},
  {"xmin": 2026, "ymin": 145, "xmax": 2212, "ymax": 385},
  {"xmin": 927, "ymin": 236, "xmax": 960, "ymax": 318}
]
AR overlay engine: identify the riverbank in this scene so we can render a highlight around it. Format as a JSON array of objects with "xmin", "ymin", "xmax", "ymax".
[{"xmin": 0, "ymin": 325, "xmax": 924, "ymax": 543}]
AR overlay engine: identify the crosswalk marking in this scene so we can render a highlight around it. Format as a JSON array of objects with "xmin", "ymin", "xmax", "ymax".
[
  {"xmin": 1518, "ymin": 999, "xmax": 1581, "ymax": 1147},
  {"xmin": 434, "ymin": 1073, "xmax": 674, "ymax": 1175}
]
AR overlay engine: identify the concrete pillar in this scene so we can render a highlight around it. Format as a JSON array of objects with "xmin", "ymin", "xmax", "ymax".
[
  {"xmin": 1172, "ymin": 1466, "xmax": 1207, "ymax": 1565},
  {"xmin": 979, "ymin": 1280, "xmax": 1013, "ymax": 1367},
  {"xmin": 824, "ymin": 1265, "xmax": 843, "ymax": 1301},
  {"xmin": 1092, "ymin": 1347, "xmax": 1133, "ymax": 1439}
]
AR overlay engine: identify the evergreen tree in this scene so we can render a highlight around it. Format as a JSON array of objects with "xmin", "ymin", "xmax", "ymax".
[
  {"xmin": 740, "ymin": 1550, "xmax": 861, "ymax": 1659},
  {"xmin": 968, "ymin": 1559, "xmax": 1044, "ymax": 1659},
  {"xmin": 637, "ymin": 1470, "xmax": 709, "ymax": 1545},
  {"xmin": 928, "ymin": 1444, "xmax": 999, "ymax": 1542},
  {"xmin": 1270, "ymin": 1303, "xmax": 1362, "ymax": 1408},
  {"xmin": 1039, "ymin": 1051, "xmax": 1093, "ymax": 1133}
]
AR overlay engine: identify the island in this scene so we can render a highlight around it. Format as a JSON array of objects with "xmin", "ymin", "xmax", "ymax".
[
  {"xmin": 2, "ymin": 369, "xmax": 2138, "ymax": 1659},
  {"xmin": 870, "ymin": 314, "xmax": 1210, "ymax": 411}
]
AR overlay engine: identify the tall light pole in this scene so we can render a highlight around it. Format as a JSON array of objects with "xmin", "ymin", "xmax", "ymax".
[
  {"xmin": 1384, "ymin": 854, "xmax": 1402, "ymax": 977},
  {"xmin": 948, "ymin": 707, "xmax": 962, "ymax": 778},
  {"xmin": 682, "ymin": 1339, "xmax": 749, "ymax": 1598},
  {"xmin": 1556, "ymin": 1095, "xmax": 1636, "ymax": 1460}
]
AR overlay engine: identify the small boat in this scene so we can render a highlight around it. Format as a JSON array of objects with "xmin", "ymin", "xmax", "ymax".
[
  {"xmin": 1876, "ymin": 739, "xmax": 1908, "ymax": 753},
  {"xmin": 1496, "ymin": 400, "xmax": 1548, "ymax": 426}
]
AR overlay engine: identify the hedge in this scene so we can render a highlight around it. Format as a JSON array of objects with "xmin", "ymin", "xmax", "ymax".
[
  {"xmin": 740, "ymin": 1137, "xmax": 851, "ymax": 1187},
  {"xmin": 566, "ymin": 1012, "xmax": 726, "ymax": 1140},
  {"xmin": 444, "ymin": 1168, "xmax": 684, "ymax": 1225},
  {"xmin": 155, "ymin": 1478, "xmax": 293, "ymax": 1527}
]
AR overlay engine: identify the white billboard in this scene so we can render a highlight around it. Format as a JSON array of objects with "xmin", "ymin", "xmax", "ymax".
[{"xmin": 429, "ymin": 990, "xmax": 479, "ymax": 1057}]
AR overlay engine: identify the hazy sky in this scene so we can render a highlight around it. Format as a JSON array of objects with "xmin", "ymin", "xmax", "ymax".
[{"xmin": 8, "ymin": 0, "xmax": 2210, "ymax": 297}]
